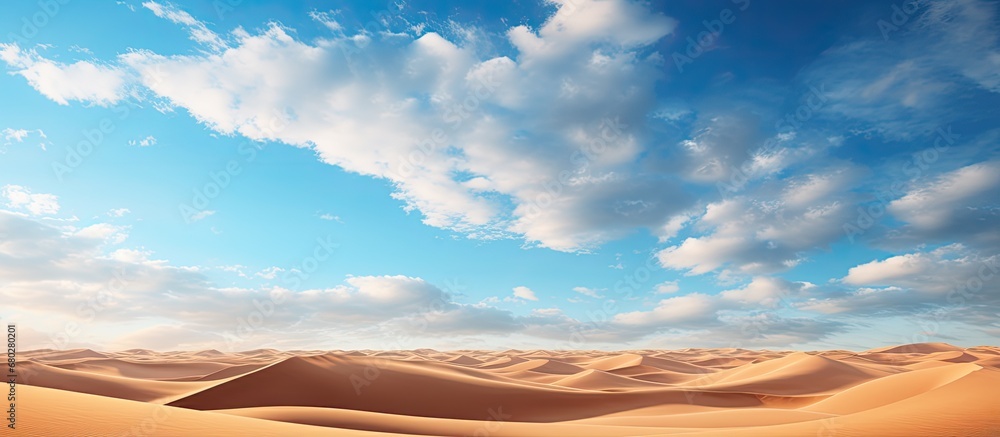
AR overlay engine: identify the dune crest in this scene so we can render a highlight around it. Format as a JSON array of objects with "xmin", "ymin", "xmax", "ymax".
[{"xmin": 20, "ymin": 344, "xmax": 1000, "ymax": 436}]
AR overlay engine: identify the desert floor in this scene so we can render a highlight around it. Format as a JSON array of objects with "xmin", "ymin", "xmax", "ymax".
[{"xmin": 12, "ymin": 342, "xmax": 1000, "ymax": 436}]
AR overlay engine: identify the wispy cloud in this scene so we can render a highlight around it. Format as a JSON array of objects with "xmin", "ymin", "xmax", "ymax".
[
  {"xmin": 142, "ymin": 1, "xmax": 227, "ymax": 51},
  {"xmin": 512, "ymin": 286, "xmax": 539, "ymax": 301},
  {"xmin": 1, "ymin": 185, "xmax": 59, "ymax": 215}
]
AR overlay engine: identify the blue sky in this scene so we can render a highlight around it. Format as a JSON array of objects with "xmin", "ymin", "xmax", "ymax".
[{"xmin": 0, "ymin": 0, "xmax": 998, "ymax": 351}]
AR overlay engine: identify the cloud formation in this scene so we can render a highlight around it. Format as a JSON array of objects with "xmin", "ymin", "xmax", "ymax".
[
  {"xmin": 0, "ymin": 0, "xmax": 998, "ymax": 351},
  {"xmin": 1, "ymin": 185, "xmax": 59, "ymax": 215},
  {"xmin": 0, "ymin": 0, "xmax": 688, "ymax": 253}
]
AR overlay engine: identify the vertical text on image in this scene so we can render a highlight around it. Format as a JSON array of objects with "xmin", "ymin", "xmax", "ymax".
[{"xmin": 6, "ymin": 324, "xmax": 15, "ymax": 430}]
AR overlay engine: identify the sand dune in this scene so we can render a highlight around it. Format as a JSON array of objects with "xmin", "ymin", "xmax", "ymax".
[
  {"xmin": 476, "ymin": 355, "xmax": 529, "ymax": 369},
  {"xmin": 683, "ymin": 352, "xmax": 893, "ymax": 395},
  {"xmin": 18, "ymin": 361, "xmax": 216, "ymax": 403},
  {"xmin": 19, "ymin": 343, "xmax": 1000, "ymax": 436},
  {"xmin": 444, "ymin": 354, "xmax": 484, "ymax": 365},
  {"xmin": 494, "ymin": 358, "xmax": 585, "ymax": 375},
  {"xmin": 18, "ymin": 386, "xmax": 393, "ymax": 436},
  {"xmin": 49, "ymin": 357, "xmax": 235, "ymax": 379},
  {"xmin": 866, "ymin": 342, "xmax": 964, "ymax": 354},
  {"xmin": 22, "ymin": 348, "xmax": 108, "ymax": 361},
  {"xmin": 552, "ymin": 368, "xmax": 667, "ymax": 390},
  {"xmin": 803, "ymin": 363, "xmax": 982, "ymax": 415}
]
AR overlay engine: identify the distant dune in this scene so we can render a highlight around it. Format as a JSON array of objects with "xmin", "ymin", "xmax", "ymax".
[{"xmin": 17, "ymin": 343, "xmax": 1000, "ymax": 436}]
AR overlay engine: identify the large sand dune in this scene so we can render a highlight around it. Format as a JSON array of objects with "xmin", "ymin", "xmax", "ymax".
[{"xmin": 15, "ymin": 343, "xmax": 1000, "ymax": 436}]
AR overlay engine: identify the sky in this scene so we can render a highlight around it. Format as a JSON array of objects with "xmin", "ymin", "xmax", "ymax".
[{"xmin": 0, "ymin": 0, "xmax": 998, "ymax": 352}]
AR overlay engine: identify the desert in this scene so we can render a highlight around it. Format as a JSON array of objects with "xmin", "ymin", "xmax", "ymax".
[
  {"xmin": 13, "ymin": 342, "xmax": 1000, "ymax": 436},
  {"xmin": 4, "ymin": 0, "xmax": 1000, "ymax": 436}
]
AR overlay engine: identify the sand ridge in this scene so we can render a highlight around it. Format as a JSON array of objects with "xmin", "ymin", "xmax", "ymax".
[{"xmin": 17, "ymin": 343, "xmax": 1000, "ymax": 436}]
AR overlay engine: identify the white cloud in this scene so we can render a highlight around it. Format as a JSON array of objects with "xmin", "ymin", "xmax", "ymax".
[
  {"xmin": 658, "ymin": 165, "xmax": 861, "ymax": 276},
  {"xmin": 506, "ymin": 0, "xmax": 677, "ymax": 62},
  {"xmin": 188, "ymin": 209, "xmax": 215, "ymax": 222},
  {"xmin": 0, "ymin": 211, "xmax": 612, "ymax": 350},
  {"xmin": 656, "ymin": 214, "xmax": 691, "ymax": 243},
  {"xmin": 142, "ymin": 1, "xmax": 227, "ymax": 51},
  {"xmin": 254, "ymin": 267, "xmax": 284, "ymax": 280},
  {"xmin": 319, "ymin": 213, "xmax": 343, "ymax": 223},
  {"xmin": 658, "ymin": 234, "xmax": 752, "ymax": 275},
  {"xmin": 0, "ymin": 211, "xmax": 865, "ymax": 350},
  {"xmin": 887, "ymin": 160, "xmax": 1000, "ymax": 246},
  {"xmin": 1, "ymin": 128, "xmax": 48, "ymax": 151},
  {"xmin": 802, "ymin": 244, "xmax": 1000, "ymax": 319},
  {"xmin": 2, "ymin": 128, "xmax": 28, "ymax": 143},
  {"xmin": 0, "ymin": 211, "xmax": 476, "ymax": 348},
  {"xmin": 533, "ymin": 308, "xmax": 563, "ymax": 317},
  {"xmin": 107, "ymin": 248, "xmax": 159, "ymax": 265},
  {"xmin": 572, "ymin": 286, "xmax": 602, "ymax": 298},
  {"xmin": 75, "ymin": 223, "xmax": 129, "ymax": 244},
  {"xmin": 1, "ymin": 0, "xmax": 687, "ymax": 252},
  {"xmin": 128, "ymin": 135, "xmax": 157, "ymax": 147},
  {"xmin": 720, "ymin": 276, "xmax": 805, "ymax": 308},
  {"xmin": 782, "ymin": 166, "xmax": 863, "ymax": 209},
  {"xmin": 804, "ymin": 0, "xmax": 1000, "ymax": 138},
  {"xmin": 512, "ymin": 286, "xmax": 539, "ymax": 301},
  {"xmin": 843, "ymin": 252, "xmax": 935, "ymax": 286},
  {"xmin": 654, "ymin": 280, "xmax": 679, "ymax": 294},
  {"xmin": 217, "ymin": 264, "xmax": 249, "ymax": 277},
  {"xmin": 0, "ymin": 44, "xmax": 128, "ymax": 106},
  {"xmin": 1, "ymin": 185, "xmax": 60, "ymax": 215},
  {"xmin": 309, "ymin": 10, "xmax": 343, "ymax": 32},
  {"xmin": 107, "ymin": 208, "xmax": 131, "ymax": 217},
  {"xmin": 613, "ymin": 293, "xmax": 716, "ymax": 327},
  {"xmin": 679, "ymin": 112, "xmax": 763, "ymax": 184}
]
